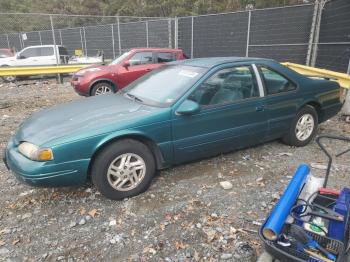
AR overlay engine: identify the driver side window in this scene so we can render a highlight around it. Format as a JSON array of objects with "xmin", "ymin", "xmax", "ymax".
[
  {"xmin": 129, "ymin": 52, "xmax": 153, "ymax": 66},
  {"xmin": 259, "ymin": 67, "xmax": 296, "ymax": 95},
  {"xmin": 188, "ymin": 66, "xmax": 259, "ymax": 107},
  {"xmin": 20, "ymin": 48, "xmax": 38, "ymax": 58}
]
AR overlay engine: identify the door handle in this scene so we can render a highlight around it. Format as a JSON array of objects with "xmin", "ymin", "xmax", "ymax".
[
  {"xmin": 256, "ymin": 105, "xmax": 265, "ymax": 112},
  {"xmin": 145, "ymin": 68, "xmax": 152, "ymax": 72}
]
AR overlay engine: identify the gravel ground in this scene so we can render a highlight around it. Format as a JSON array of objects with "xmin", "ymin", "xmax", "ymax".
[{"xmin": 0, "ymin": 79, "xmax": 349, "ymax": 262}]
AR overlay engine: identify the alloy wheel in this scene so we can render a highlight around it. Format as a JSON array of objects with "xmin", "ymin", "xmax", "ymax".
[
  {"xmin": 95, "ymin": 85, "xmax": 112, "ymax": 95},
  {"xmin": 295, "ymin": 113, "xmax": 314, "ymax": 141},
  {"xmin": 107, "ymin": 153, "xmax": 146, "ymax": 191}
]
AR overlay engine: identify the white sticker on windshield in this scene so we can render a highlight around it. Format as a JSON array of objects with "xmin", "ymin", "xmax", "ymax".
[
  {"xmin": 166, "ymin": 98, "xmax": 175, "ymax": 103},
  {"xmin": 178, "ymin": 70, "xmax": 198, "ymax": 78}
]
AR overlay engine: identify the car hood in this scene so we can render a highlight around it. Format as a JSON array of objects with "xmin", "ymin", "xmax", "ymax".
[
  {"xmin": 75, "ymin": 65, "xmax": 111, "ymax": 76},
  {"xmin": 15, "ymin": 94, "xmax": 161, "ymax": 146},
  {"xmin": 0, "ymin": 56, "xmax": 17, "ymax": 64}
]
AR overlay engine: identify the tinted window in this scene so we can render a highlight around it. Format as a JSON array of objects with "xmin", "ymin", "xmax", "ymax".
[
  {"xmin": 129, "ymin": 52, "xmax": 153, "ymax": 66},
  {"xmin": 40, "ymin": 47, "xmax": 54, "ymax": 56},
  {"xmin": 58, "ymin": 46, "xmax": 68, "ymax": 56},
  {"xmin": 189, "ymin": 66, "xmax": 259, "ymax": 106},
  {"xmin": 260, "ymin": 67, "xmax": 296, "ymax": 95},
  {"xmin": 157, "ymin": 52, "xmax": 175, "ymax": 63},
  {"xmin": 123, "ymin": 65, "xmax": 206, "ymax": 107},
  {"xmin": 110, "ymin": 51, "xmax": 131, "ymax": 65},
  {"xmin": 20, "ymin": 48, "xmax": 39, "ymax": 58}
]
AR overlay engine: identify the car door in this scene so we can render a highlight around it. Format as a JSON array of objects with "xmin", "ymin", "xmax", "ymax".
[
  {"xmin": 171, "ymin": 63, "xmax": 268, "ymax": 164},
  {"xmin": 16, "ymin": 47, "xmax": 40, "ymax": 65},
  {"xmin": 38, "ymin": 46, "xmax": 57, "ymax": 65},
  {"xmin": 118, "ymin": 51, "xmax": 155, "ymax": 87},
  {"xmin": 257, "ymin": 65, "xmax": 299, "ymax": 140}
]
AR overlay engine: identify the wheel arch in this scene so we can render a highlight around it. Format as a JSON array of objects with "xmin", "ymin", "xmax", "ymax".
[
  {"xmin": 299, "ymin": 100, "xmax": 323, "ymax": 123},
  {"xmin": 87, "ymin": 133, "xmax": 165, "ymax": 178},
  {"xmin": 89, "ymin": 78, "xmax": 117, "ymax": 95}
]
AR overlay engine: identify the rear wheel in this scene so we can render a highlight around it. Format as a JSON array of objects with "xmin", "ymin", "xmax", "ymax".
[
  {"xmin": 1, "ymin": 65, "xmax": 16, "ymax": 82},
  {"xmin": 91, "ymin": 139, "xmax": 156, "ymax": 200},
  {"xmin": 282, "ymin": 105, "xmax": 318, "ymax": 147},
  {"xmin": 91, "ymin": 82, "xmax": 114, "ymax": 96}
]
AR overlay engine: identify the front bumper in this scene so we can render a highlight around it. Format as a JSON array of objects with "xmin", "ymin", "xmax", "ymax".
[
  {"xmin": 71, "ymin": 76, "xmax": 90, "ymax": 97},
  {"xmin": 4, "ymin": 137, "xmax": 90, "ymax": 187}
]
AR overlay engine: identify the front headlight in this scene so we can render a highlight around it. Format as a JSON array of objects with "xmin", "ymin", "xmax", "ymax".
[{"xmin": 18, "ymin": 142, "xmax": 53, "ymax": 161}]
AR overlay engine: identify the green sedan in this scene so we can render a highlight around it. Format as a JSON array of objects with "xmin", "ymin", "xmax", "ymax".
[{"xmin": 4, "ymin": 57, "xmax": 342, "ymax": 200}]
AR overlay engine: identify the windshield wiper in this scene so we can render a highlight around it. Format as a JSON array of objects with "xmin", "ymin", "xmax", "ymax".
[{"xmin": 125, "ymin": 93, "xmax": 143, "ymax": 103}]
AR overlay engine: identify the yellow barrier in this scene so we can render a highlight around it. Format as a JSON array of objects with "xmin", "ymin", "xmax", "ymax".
[
  {"xmin": 0, "ymin": 64, "xmax": 90, "ymax": 76},
  {"xmin": 283, "ymin": 62, "xmax": 350, "ymax": 89}
]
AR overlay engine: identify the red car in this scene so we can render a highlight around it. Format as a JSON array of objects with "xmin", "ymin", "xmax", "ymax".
[
  {"xmin": 71, "ymin": 48, "xmax": 186, "ymax": 96},
  {"xmin": 0, "ymin": 48, "xmax": 15, "ymax": 58}
]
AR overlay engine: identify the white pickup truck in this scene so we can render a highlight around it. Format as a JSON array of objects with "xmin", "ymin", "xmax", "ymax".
[{"xmin": 0, "ymin": 45, "xmax": 69, "ymax": 67}]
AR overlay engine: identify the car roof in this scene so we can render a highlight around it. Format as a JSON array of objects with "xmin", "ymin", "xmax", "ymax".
[
  {"xmin": 171, "ymin": 57, "xmax": 275, "ymax": 68},
  {"xmin": 22, "ymin": 45, "xmax": 65, "ymax": 48},
  {"xmin": 130, "ymin": 47, "xmax": 183, "ymax": 52}
]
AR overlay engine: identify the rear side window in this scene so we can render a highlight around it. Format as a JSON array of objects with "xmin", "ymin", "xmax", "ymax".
[
  {"xmin": 259, "ymin": 66, "xmax": 296, "ymax": 95},
  {"xmin": 157, "ymin": 52, "xmax": 176, "ymax": 63},
  {"xmin": 129, "ymin": 52, "xmax": 153, "ymax": 66},
  {"xmin": 40, "ymin": 47, "xmax": 54, "ymax": 56},
  {"xmin": 20, "ymin": 48, "xmax": 39, "ymax": 58}
]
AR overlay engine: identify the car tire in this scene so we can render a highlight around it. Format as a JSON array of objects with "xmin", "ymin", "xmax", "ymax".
[
  {"xmin": 91, "ymin": 82, "xmax": 114, "ymax": 96},
  {"xmin": 0, "ymin": 65, "xmax": 16, "ymax": 83},
  {"xmin": 282, "ymin": 105, "xmax": 318, "ymax": 147},
  {"xmin": 91, "ymin": 139, "xmax": 156, "ymax": 200}
]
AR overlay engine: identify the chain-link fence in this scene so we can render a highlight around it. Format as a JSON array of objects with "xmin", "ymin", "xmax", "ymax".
[
  {"xmin": 176, "ymin": 0, "xmax": 349, "ymax": 73},
  {"xmin": 177, "ymin": 4, "xmax": 314, "ymax": 65},
  {"xmin": 0, "ymin": 0, "xmax": 349, "ymax": 73},
  {"xmin": 315, "ymin": 0, "xmax": 350, "ymax": 73},
  {"xmin": 0, "ymin": 14, "xmax": 174, "ymax": 61}
]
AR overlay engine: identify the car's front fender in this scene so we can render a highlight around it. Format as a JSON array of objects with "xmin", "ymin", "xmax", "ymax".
[{"xmin": 92, "ymin": 129, "xmax": 172, "ymax": 169}]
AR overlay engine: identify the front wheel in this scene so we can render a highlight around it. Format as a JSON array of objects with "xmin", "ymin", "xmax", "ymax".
[
  {"xmin": 282, "ymin": 105, "xmax": 318, "ymax": 147},
  {"xmin": 91, "ymin": 139, "xmax": 156, "ymax": 200},
  {"xmin": 91, "ymin": 82, "xmax": 114, "ymax": 96}
]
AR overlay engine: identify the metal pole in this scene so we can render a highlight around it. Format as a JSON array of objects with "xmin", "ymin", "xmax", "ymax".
[
  {"xmin": 59, "ymin": 29, "xmax": 63, "ymax": 45},
  {"xmin": 38, "ymin": 31, "xmax": 42, "ymax": 45},
  {"xmin": 19, "ymin": 33, "xmax": 23, "ymax": 49},
  {"xmin": 191, "ymin": 16, "xmax": 194, "ymax": 59},
  {"xmin": 246, "ymin": 10, "xmax": 251, "ymax": 57},
  {"xmin": 79, "ymin": 28, "xmax": 84, "ymax": 54},
  {"xmin": 168, "ymin": 18, "xmax": 172, "ymax": 48},
  {"xmin": 311, "ymin": 0, "xmax": 325, "ymax": 67},
  {"xmin": 146, "ymin": 21, "xmax": 149, "ymax": 48},
  {"xmin": 50, "ymin": 15, "xmax": 61, "ymax": 83},
  {"xmin": 6, "ymin": 34, "xmax": 10, "ymax": 49},
  {"xmin": 83, "ymin": 27, "xmax": 87, "ymax": 56},
  {"xmin": 174, "ymin": 17, "xmax": 178, "ymax": 49},
  {"xmin": 50, "ymin": 15, "xmax": 59, "ymax": 65},
  {"xmin": 117, "ymin": 17, "xmax": 122, "ymax": 55},
  {"xmin": 347, "ymin": 57, "xmax": 350, "ymax": 75},
  {"xmin": 111, "ymin": 24, "xmax": 116, "ymax": 59},
  {"xmin": 306, "ymin": 0, "xmax": 319, "ymax": 66}
]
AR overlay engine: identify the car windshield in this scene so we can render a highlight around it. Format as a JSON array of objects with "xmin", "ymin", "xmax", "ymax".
[
  {"xmin": 121, "ymin": 65, "xmax": 207, "ymax": 107},
  {"xmin": 110, "ymin": 51, "xmax": 131, "ymax": 65}
]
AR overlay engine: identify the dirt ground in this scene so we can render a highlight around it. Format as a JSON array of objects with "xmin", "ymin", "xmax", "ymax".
[{"xmin": 0, "ymin": 79, "xmax": 350, "ymax": 262}]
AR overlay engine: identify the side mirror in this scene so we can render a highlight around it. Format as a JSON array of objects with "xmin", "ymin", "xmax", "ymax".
[
  {"xmin": 123, "ymin": 61, "xmax": 130, "ymax": 68},
  {"xmin": 176, "ymin": 99, "xmax": 200, "ymax": 116},
  {"xmin": 17, "ymin": 54, "xmax": 25, "ymax": 59}
]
